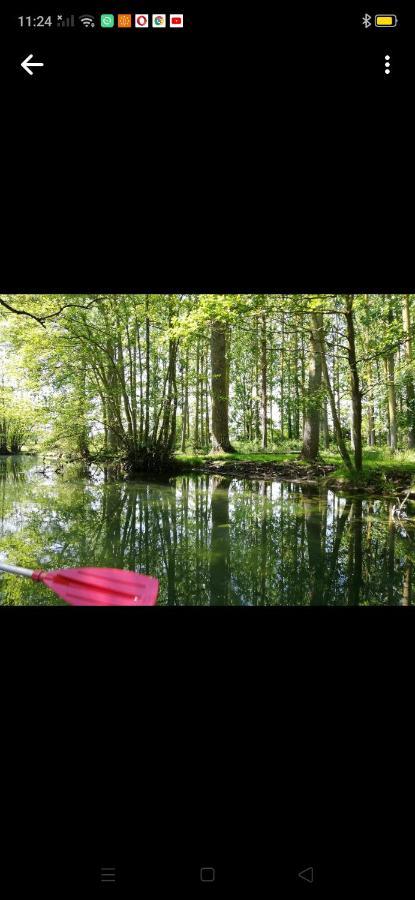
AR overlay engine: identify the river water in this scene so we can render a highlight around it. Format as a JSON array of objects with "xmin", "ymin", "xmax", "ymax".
[{"xmin": 1, "ymin": 455, "xmax": 414, "ymax": 605}]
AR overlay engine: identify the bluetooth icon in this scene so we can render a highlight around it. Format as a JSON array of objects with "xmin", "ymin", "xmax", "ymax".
[{"xmin": 362, "ymin": 13, "xmax": 372, "ymax": 28}]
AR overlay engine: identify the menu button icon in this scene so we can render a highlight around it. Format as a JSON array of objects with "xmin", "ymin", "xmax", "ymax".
[{"xmin": 100, "ymin": 866, "xmax": 116, "ymax": 885}]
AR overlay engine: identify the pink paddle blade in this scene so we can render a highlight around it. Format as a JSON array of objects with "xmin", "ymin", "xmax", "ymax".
[{"xmin": 32, "ymin": 567, "xmax": 159, "ymax": 606}]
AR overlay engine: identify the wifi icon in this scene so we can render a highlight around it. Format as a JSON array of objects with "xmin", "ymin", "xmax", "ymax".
[{"xmin": 79, "ymin": 14, "xmax": 95, "ymax": 28}]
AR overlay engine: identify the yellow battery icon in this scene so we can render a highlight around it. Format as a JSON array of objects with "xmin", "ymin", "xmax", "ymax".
[{"xmin": 375, "ymin": 14, "xmax": 398, "ymax": 27}]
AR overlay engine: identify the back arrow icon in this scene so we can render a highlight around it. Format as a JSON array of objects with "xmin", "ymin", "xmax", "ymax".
[
  {"xmin": 298, "ymin": 867, "xmax": 314, "ymax": 884},
  {"xmin": 21, "ymin": 54, "xmax": 44, "ymax": 76}
]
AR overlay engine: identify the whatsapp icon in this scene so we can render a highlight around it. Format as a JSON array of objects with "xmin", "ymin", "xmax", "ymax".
[{"xmin": 101, "ymin": 14, "xmax": 114, "ymax": 28}]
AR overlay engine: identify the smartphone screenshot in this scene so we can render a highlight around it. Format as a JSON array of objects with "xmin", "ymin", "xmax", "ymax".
[{"xmin": 1, "ymin": 3, "xmax": 413, "ymax": 896}]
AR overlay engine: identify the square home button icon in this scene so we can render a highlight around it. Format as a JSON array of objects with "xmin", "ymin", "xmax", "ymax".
[{"xmin": 200, "ymin": 867, "xmax": 215, "ymax": 883}]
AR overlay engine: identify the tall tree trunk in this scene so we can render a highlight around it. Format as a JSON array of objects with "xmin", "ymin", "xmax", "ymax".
[
  {"xmin": 106, "ymin": 341, "xmax": 122, "ymax": 452},
  {"xmin": 366, "ymin": 360, "xmax": 376, "ymax": 446},
  {"xmin": 344, "ymin": 295, "xmax": 363, "ymax": 471},
  {"xmin": 137, "ymin": 323, "xmax": 144, "ymax": 445},
  {"xmin": 255, "ymin": 320, "xmax": 260, "ymax": 442},
  {"xmin": 386, "ymin": 299, "xmax": 397, "ymax": 452},
  {"xmin": 335, "ymin": 319, "xmax": 341, "ymax": 420},
  {"xmin": 158, "ymin": 338, "xmax": 178, "ymax": 450},
  {"xmin": 126, "ymin": 320, "xmax": 138, "ymax": 452},
  {"xmin": 102, "ymin": 397, "xmax": 108, "ymax": 452},
  {"xmin": 402, "ymin": 563, "xmax": 412, "ymax": 606},
  {"xmin": 301, "ymin": 313, "xmax": 322, "ymax": 461},
  {"xmin": 181, "ymin": 348, "xmax": 189, "ymax": 451},
  {"xmin": 312, "ymin": 312, "xmax": 354, "ymax": 471},
  {"xmin": 194, "ymin": 337, "xmax": 200, "ymax": 447},
  {"xmin": 200, "ymin": 348, "xmax": 205, "ymax": 446},
  {"xmin": 210, "ymin": 321, "xmax": 234, "ymax": 453},
  {"xmin": 293, "ymin": 325, "xmax": 300, "ymax": 439},
  {"xmin": 301, "ymin": 323, "xmax": 306, "ymax": 437},
  {"xmin": 382, "ymin": 357, "xmax": 391, "ymax": 445},
  {"xmin": 321, "ymin": 398, "xmax": 329, "ymax": 449},
  {"xmin": 386, "ymin": 352, "xmax": 397, "ymax": 451},
  {"xmin": 0, "ymin": 381, "xmax": 7, "ymax": 453},
  {"xmin": 205, "ymin": 347, "xmax": 210, "ymax": 446},
  {"xmin": 280, "ymin": 316, "xmax": 285, "ymax": 439},
  {"xmin": 287, "ymin": 331, "xmax": 292, "ymax": 440},
  {"xmin": 350, "ymin": 399, "xmax": 355, "ymax": 452},
  {"xmin": 76, "ymin": 368, "xmax": 89, "ymax": 458},
  {"xmin": 260, "ymin": 313, "xmax": 267, "ymax": 449},
  {"xmin": 168, "ymin": 344, "xmax": 178, "ymax": 450},
  {"xmin": 144, "ymin": 298, "xmax": 151, "ymax": 446},
  {"xmin": 402, "ymin": 294, "xmax": 415, "ymax": 448}
]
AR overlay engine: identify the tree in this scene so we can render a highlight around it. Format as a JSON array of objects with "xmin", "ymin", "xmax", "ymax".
[
  {"xmin": 301, "ymin": 312, "xmax": 322, "ymax": 461},
  {"xmin": 344, "ymin": 295, "xmax": 363, "ymax": 471},
  {"xmin": 210, "ymin": 320, "xmax": 234, "ymax": 453},
  {"xmin": 260, "ymin": 313, "xmax": 268, "ymax": 449},
  {"xmin": 311, "ymin": 308, "xmax": 353, "ymax": 472},
  {"xmin": 385, "ymin": 296, "xmax": 398, "ymax": 452},
  {"xmin": 402, "ymin": 295, "xmax": 415, "ymax": 448}
]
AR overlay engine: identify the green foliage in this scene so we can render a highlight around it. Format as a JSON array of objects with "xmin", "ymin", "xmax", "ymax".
[{"xmin": 2, "ymin": 294, "xmax": 415, "ymax": 468}]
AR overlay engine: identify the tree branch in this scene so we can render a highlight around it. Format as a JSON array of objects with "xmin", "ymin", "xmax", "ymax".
[{"xmin": 0, "ymin": 298, "xmax": 47, "ymax": 327}]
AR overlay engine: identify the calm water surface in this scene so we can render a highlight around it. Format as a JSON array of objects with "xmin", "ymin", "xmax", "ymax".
[{"xmin": 1, "ymin": 455, "xmax": 414, "ymax": 605}]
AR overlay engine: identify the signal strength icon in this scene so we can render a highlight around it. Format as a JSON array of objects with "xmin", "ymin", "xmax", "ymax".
[
  {"xmin": 79, "ymin": 14, "xmax": 95, "ymax": 28},
  {"xmin": 57, "ymin": 14, "xmax": 75, "ymax": 28}
]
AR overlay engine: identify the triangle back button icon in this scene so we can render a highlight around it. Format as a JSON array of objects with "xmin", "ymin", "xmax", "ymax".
[{"xmin": 298, "ymin": 867, "xmax": 314, "ymax": 884}]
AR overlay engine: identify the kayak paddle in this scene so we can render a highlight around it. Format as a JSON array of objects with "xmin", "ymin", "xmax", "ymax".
[{"xmin": 0, "ymin": 562, "xmax": 159, "ymax": 606}]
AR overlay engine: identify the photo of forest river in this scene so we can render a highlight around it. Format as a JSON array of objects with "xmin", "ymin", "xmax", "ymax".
[
  {"xmin": 2, "ymin": 295, "xmax": 415, "ymax": 606},
  {"xmin": 1, "ymin": 455, "xmax": 413, "ymax": 606}
]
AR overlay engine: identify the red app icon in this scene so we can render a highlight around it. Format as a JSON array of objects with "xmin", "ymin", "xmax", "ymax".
[
  {"xmin": 135, "ymin": 13, "xmax": 149, "ymax": 28},
  {"xmin": 170, "ymin": 14, "xmax": 184, "ymax": 28}
]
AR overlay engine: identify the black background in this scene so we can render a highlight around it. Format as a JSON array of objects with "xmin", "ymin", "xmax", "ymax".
[
  {"xmin": 1, "ymin": 3, "xmax": 414, "ymax": 895},
  {"xmin": 2, "ymin": 3, "xmax": 411, "ymax": 290}
]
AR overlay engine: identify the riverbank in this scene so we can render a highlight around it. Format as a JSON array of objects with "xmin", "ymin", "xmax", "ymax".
[
  {"xmin": 175, "ymin": 448, "xmax": 415, "ymax": 495},
  {"xmin": 321, "ymin": 448, "xmax": 415, "ymax": 495},
  {"xmin": 179, "ymin": 456, "xmax": 336, "ymax": 482},
  {"xmin": 6, "ymin": 447, "xmax": 415, "ymax": 496}
]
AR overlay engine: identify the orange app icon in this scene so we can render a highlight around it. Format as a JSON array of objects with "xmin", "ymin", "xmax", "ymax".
[{"xmin": 118, "ymin": 14, "xmax": 132, "ymax": 28}]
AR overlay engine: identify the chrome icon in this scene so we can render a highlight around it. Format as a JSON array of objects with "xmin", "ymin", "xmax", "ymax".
[{"xmin": 152, "ymin": 14, "xmax": 166, "ymax": 28}]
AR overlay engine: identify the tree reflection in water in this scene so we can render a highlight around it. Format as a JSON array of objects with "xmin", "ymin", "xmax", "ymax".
[
  {"xmin": 1, "ymin": 456, "xmax": 415, "ymax": 605},
  {"xmin": 209, "ymin": 477, "xmax": 232, "ymax": 604}
]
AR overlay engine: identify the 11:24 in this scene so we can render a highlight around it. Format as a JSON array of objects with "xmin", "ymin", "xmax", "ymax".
[{"xmin": 18, "ymin": 16, "xmax": 53, "ymax": 28}]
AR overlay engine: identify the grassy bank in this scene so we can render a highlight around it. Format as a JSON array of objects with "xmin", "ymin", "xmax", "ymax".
[
  {"xmin": 323, "ymin": 448, "xmax": 415, "ymax": 493},
  {"xmin": 174, "ymin": 445, "xmax": 415, "ymax": 494},
  {"xmin": 175, "ymin": 449, "xmax": 304, "ymax": 467}
]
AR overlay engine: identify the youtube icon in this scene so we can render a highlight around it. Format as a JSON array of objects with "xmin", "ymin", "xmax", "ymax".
[{"xmin": 170, "ymin": 14, "xmax": 184, "ymax": 28}]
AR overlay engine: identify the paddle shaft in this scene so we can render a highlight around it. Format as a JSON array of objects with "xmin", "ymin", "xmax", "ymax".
[{"xmin": 0, "ymin": 562, "xmax": 35, "ymax": 578}]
